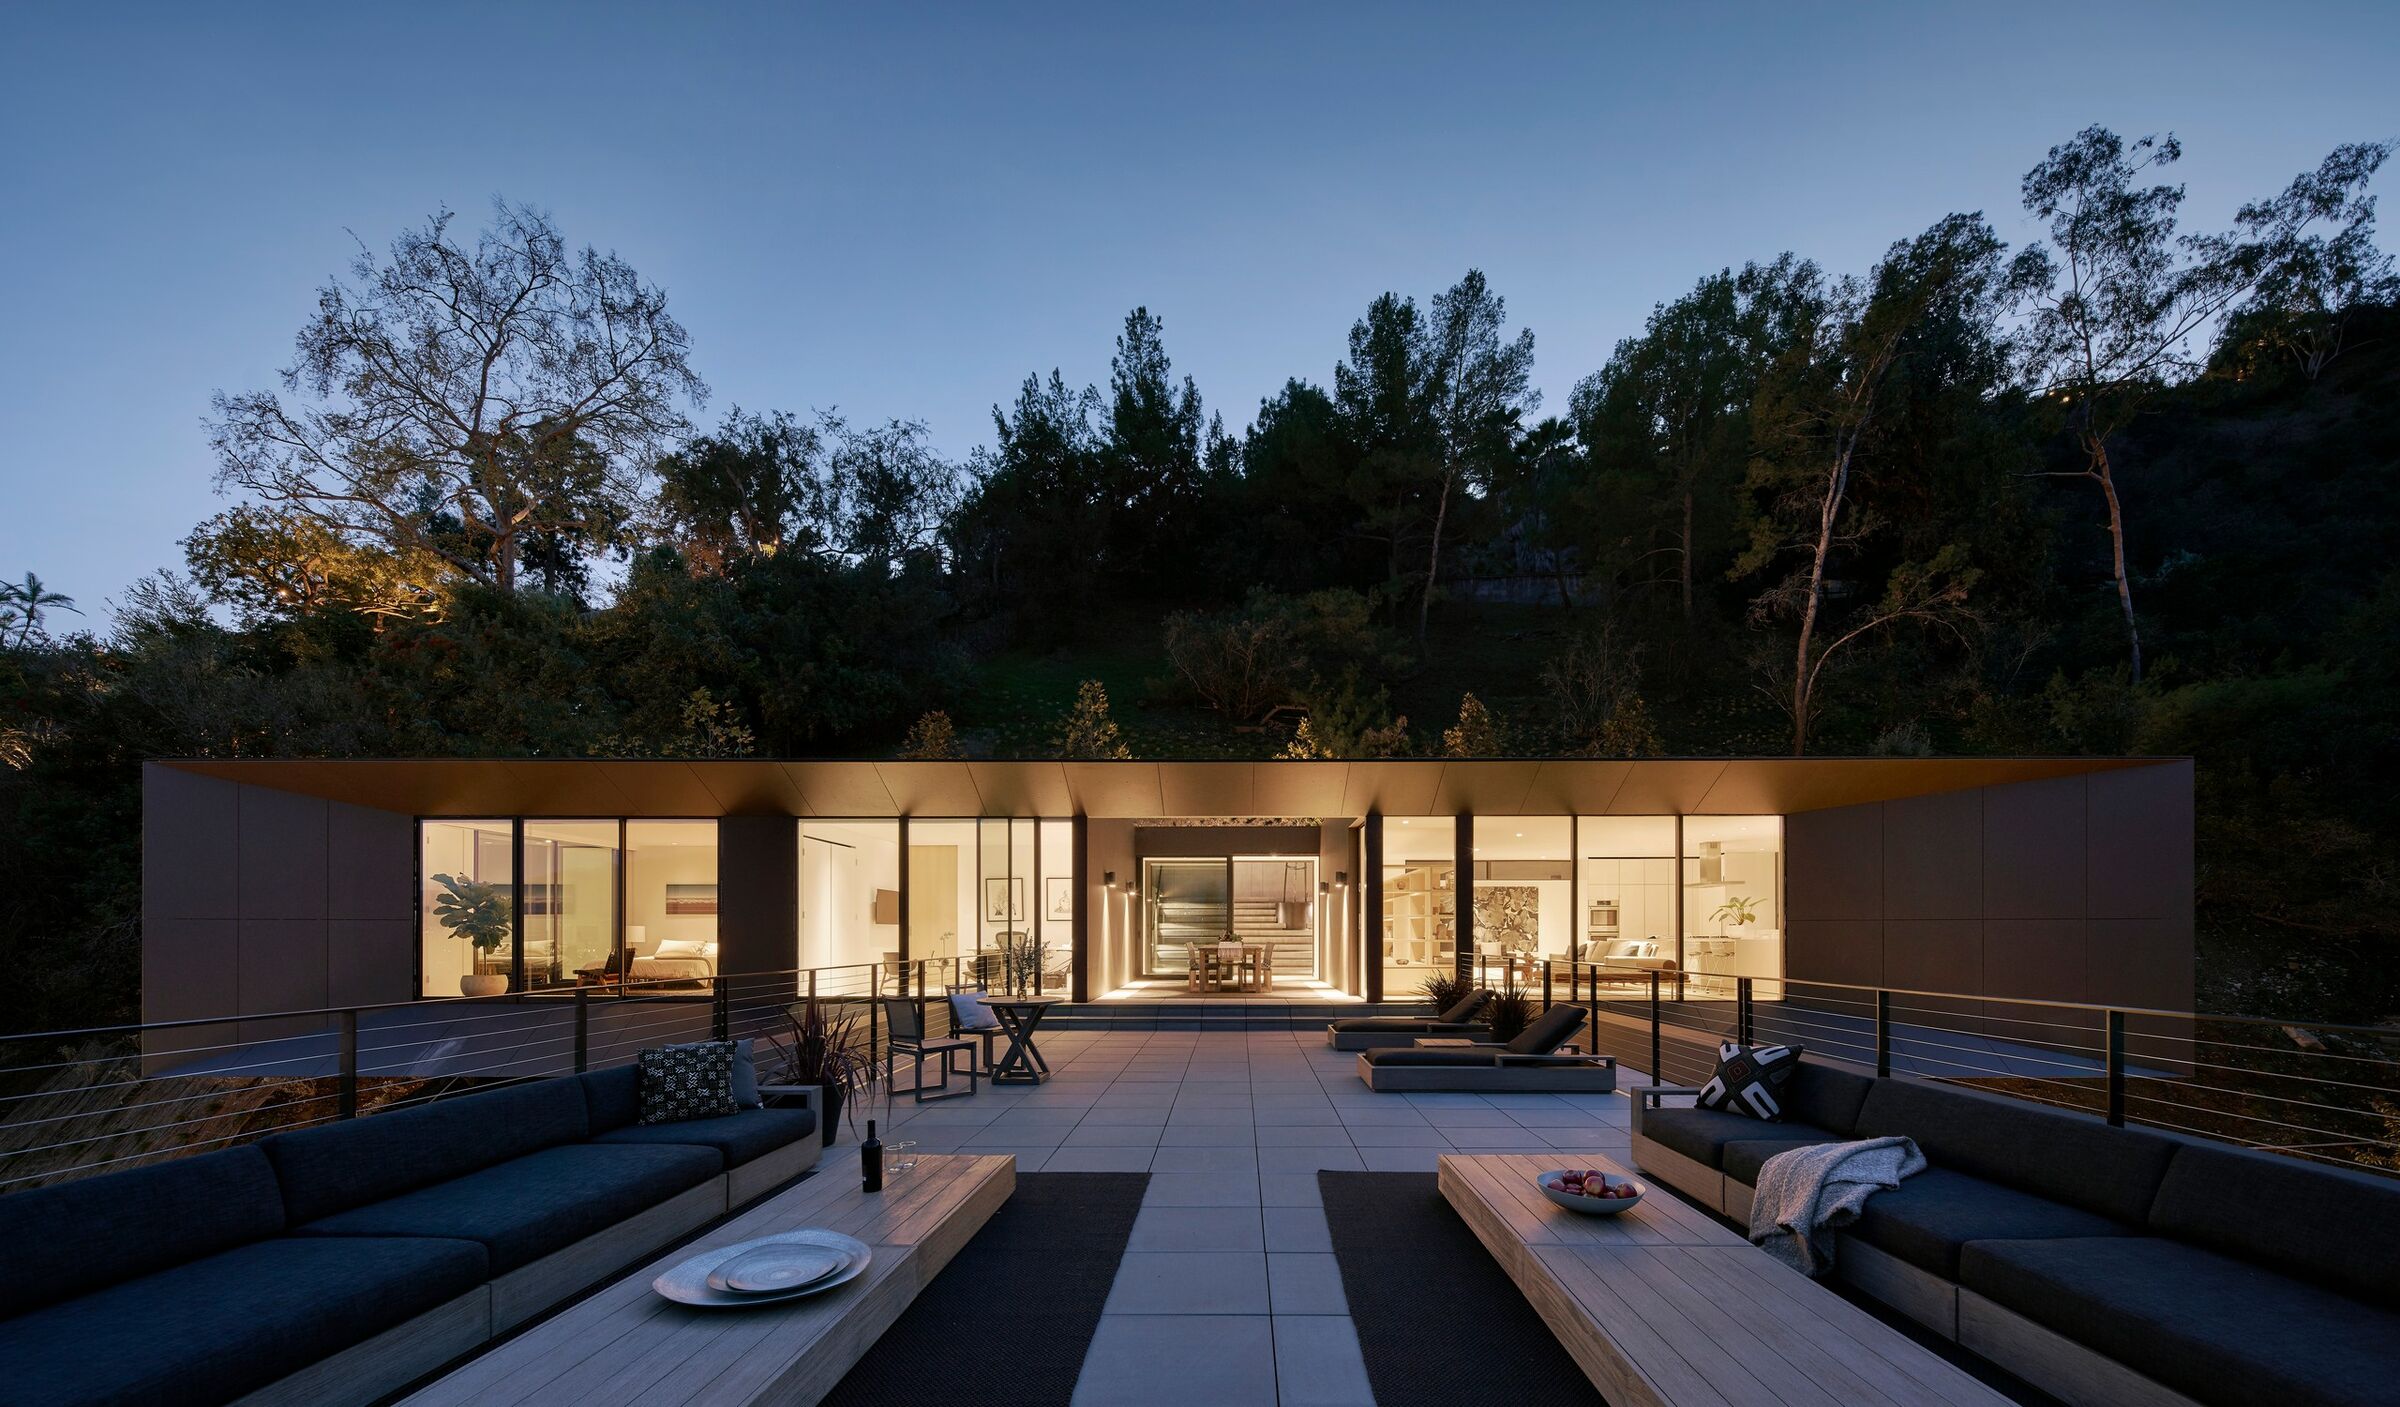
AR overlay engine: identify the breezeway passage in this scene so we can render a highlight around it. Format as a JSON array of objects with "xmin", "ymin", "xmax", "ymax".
[{"xmin": 869, "ymin": 1027, "xmax": 1632, "ymax": 1406}]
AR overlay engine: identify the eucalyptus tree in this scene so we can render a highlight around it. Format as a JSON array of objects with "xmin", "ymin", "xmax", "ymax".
[
  {"xmin": 1738, "ymin": 215, "xmax": 2013, "ymax": 754},
  {"xmin": 210, "ymin": 201, "xmax": 705, "ymax": 594},
  {"xmin": 2013, "ymin": 129, "xmax": 2389, "ymax": 681}
]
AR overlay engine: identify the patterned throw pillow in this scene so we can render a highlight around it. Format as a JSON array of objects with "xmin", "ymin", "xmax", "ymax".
[
  {"xmin": 1694, "ymin": 1041, "xmax": 1802, "ymax": 1121},
  {"xmin": 638, "ymin": 1041, "xmax": 740, "ymax": 1125}
]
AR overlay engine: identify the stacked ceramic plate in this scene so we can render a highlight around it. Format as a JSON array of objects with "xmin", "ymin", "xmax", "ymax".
[{"xmin": 653, "ymin": 1229, "xmax": 873, "ymax": 1307}]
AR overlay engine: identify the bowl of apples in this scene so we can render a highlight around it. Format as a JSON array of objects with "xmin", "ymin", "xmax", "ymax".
[{"xmin": 1538, "ymin": 1168, "xmax": 1644, "ymax": 1215}]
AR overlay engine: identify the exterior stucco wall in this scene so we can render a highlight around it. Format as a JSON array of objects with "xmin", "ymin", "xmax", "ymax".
[{"xmin": 1782, "ymin": 760, "xmax": 2195, "ymax": 1011}]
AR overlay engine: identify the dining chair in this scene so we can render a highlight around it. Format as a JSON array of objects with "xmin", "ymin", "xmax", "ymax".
[{"xmin": 880, "ymin": 996, "xmax": 979, "ymax": 1103}]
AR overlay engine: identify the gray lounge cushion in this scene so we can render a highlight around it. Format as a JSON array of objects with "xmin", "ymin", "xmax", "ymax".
[
  {"xmin": 1851, "ymin": 1077, "xmax": 2177, "ymax": 1225},
  {"xmin": 1505, "ymin": 1003, "xmax": 1586, "ymax": 1054},
  {"xmin": 291, "ymin": 1142, "xmax": 718, "ymax": 1273},
  {"xmin": 1960, "ymin": 1235, "xmax": 2400, "ymax": 1407},
  {"xmin": 1362, "ymin": 1047, "xmax": 1499, "ymax": 1068},
  {"xmin": 261, "ymin": 1078, "xmax": 590, "ymax": 1224},
  {"xmin": 1721, "ymin": 1134, "xmax": 1845, "ymax": 1186},
  {"xmin": 1780, "ymin": 1059, "xmax": 1876, "ymax": 1136},
  {"xmin": 0, "ymin": 1145, "xmax": 285, "ymax": 1318},
  {"xmin": 1642, "ymin": 1106, "xmax": 1840, "ymax": 1170},
  {"xmin": 1844, "ymin": 1166, "xmax": 2137, "ymax": 1278},
  {"xmin": 593, "ymin": 1106, "xmax": 818, "ymax": 1168},
  {"xmin": 2147, "ymin": 1141, "xmax": 2400, "ymax": 1308},
  {"xmin": 0, "ymin": 1234, "xmax": 486, "ymax": 1407},
  {"xmin": 1438, "ymin": 989, "xmax": 1494, "ymax": 1023},
  {"xmin": 1328, "ymin": 1017, "xmax": 1492, "ymax": 1034}
]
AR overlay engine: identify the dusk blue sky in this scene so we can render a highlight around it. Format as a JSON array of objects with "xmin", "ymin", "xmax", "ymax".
[{"xmin": 4, "ymin": 2, "xmax": 2395, "ymax": 611}]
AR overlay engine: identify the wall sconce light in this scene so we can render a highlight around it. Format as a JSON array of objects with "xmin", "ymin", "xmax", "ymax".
[
  {"xmin": 1104, "ymin": 870, "xmax": 1117, "ymax": 891},
  {"xmin": 1335, "ymin": 871, "xmax": 1349, "ymax": 889},
  {"xmin": 1318, "ymin": 882, "xmax": 1330, "ymax": 896}
]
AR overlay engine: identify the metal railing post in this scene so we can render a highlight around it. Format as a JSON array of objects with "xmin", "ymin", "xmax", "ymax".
[
  {"xmin": 712, "ymin": 977, "xmax": 730, "ymax": 1042},
  {"xmin": 338, "ymin": 1010, "xmax": 359, "ymax": 1119},
  {"xmin": 808, "ymin": 968, "xmax": 819, "ymax": 1008},
  {"xmin": 1737, "ymin": 977, "xmax": 1754, "ymax": 1047},
  {"xmin": 574, "ymin": 987, "xmax": 590, "ymax": 1073},
  {"xmin": 1648, "ymin": 971, "xmax": 1662, "ymax": 1087},
  {"xmin": 1875, "ymin": 990, "xmax": 1891, "ymax": 1079},
  {"xmin": 2106, "ymin": 1009, "xmax": 2126, "ymax": 1127},
  {"xmin": 1570, "ymin": 961, "xmax": 1581, "ymax": 1003},
  {"xmin": 1542, "ymin": 963, "xmax": 1553, "ymax": 1010},
  {"xmin": 869, "ymin": 991, "xmax": 881, "ymax": 1065}
]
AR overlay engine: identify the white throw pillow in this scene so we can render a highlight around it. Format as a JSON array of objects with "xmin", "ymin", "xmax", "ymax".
[
  {"xmin": 653, "ymin": 938, "xmax": 706, "ymax": 960},
  {"xmin": 950, "ymin": 992, "xmax": 1002, "ymax": 1031}
]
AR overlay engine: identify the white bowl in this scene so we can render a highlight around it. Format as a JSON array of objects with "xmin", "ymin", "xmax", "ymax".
[{"xmin": 1536, "ymin": 1170, "xmax": 1644, "ymax": 1215}]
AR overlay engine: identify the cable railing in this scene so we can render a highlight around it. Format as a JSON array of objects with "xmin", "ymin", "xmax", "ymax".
[
  {"xmin": 1515, "ymin": 957, "xmax": 2400, "ymax": 1178},
  {"xmin": 0, "ymin": 955, "xmax": 1020, "ymax": 1194}
]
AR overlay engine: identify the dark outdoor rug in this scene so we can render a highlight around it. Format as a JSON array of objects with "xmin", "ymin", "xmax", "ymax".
[
  {"xmin": 1321, "ymin": 1171, "xmax": 1605, "ymax": 1406},
  {"xmin": 820, "ymin": 1171, "xmax": 1147, "ymax": 1407}
]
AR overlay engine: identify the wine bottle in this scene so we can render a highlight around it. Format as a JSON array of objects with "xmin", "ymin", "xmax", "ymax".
[{"xmin": 861, "ymin": 1118, "xmax": 884, "ymax": 1193}]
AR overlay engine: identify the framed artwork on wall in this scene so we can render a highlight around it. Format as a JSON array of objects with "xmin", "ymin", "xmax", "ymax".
[
  {"xmin": 665, "ymin": 883, "xmax": 717, "ymax": 915},
  {"xmin": 983, "ymin": 877, "xmax": 1025, "ymax": 923},
  {"xmin": 1046, "ymin": 876, "xmax": 1072, "ymax": 921}
]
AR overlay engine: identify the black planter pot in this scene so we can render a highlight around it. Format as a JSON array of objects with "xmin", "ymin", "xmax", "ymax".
[{"xmin": 819, "ymin": 1082, "xmax": 845, "ymax": 1146}]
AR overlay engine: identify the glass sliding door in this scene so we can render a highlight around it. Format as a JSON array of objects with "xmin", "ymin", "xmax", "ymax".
[
  {"xmin": 1231, "ymin": 856, "xmax": 1316, "ymax": 981},
  {"xmin": 420, "ymin": 819, "xmax": 515, "ymax": 997},
  {"xmin": 1468, "ymin": 817, "xmax": 1571, "ymax": 989},
  {"xmin": 1381, "ymin": 817, "xmax": 1456, "ymax": 1002},
  {"xmin": 626, "ymin": 820, "xmax": 719, "ymax": 989},
  {"xmin": 1684, "ymin": 816, "xmax": 1783, "ymax": 981},
  {"xmin": 522, "ymin": 821, "xmax": 620, "ymax": 991}
]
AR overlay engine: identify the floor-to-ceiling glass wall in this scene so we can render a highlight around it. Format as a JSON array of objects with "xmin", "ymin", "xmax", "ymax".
[
  {"xmin": 1467, "ymin": 817, "xmax": 1572, "ymax": 989},
  {"xmin": 1683, "ymin": 815, "xmax": 1784, "ymax": 980},
  {"xmin": 1039, "ymin": 819, "xmax": 1074, "ymax": 991},
  {"xmin": 906, "ymin": 820, "xmax": 976, "ymax": 991},
  {"xmin": 1381, "ymin": 816, "xmax": 1457, "ymax": 1002},
  {"xmin": 797, "ymin": 821, "xmax": 900, "ymax": 984},
  {"xmin": 978, "ymin": 819, "xmax": 1048, "ymax": 992},
  {"xmin": 420, "ymin": 819, "xmax": 514, "ymax": 997},
  {"xmin": 625, "ymin": 820, "xmax": 718, "ymax": 988},
  {"xmin": 1576, "ymin": 815, "xmax": 1679, "ymax": 995},
  {"xmin": 521, "ymin": 821, "xmax": 620, "ymax": 992}
]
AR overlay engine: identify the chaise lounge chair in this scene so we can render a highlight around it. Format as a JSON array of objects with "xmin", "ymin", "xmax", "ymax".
[
  {"xmin": 1355, "ymin": 1003, "xmax": 1616, "ymax": 1092},
  {"xmin": 1324, "ymin": 988, "xmax": 1495, "ymax": 1049}
]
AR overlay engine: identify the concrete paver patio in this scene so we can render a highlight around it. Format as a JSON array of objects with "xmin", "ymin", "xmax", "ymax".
[{"xmin": 864, "ymin": 1027, "xmax": 1637, "ymax": 1407}]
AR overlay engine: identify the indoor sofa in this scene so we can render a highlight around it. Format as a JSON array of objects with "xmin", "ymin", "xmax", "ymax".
[
  {"xmin": 1355, "ymin": 1003, "xmax": 1617, "ymax": 1092},
  {"xmin": 1325, "ymin": 988, "xmax": 1494, "ymax": 1049},
  {"xmin": 0, "ymin": 1063, "xmax": 819, "ymax": 1407},
  {"xmin": 1632, "ymin": 1057, "xmax": 2400, "ymax": 1407}
]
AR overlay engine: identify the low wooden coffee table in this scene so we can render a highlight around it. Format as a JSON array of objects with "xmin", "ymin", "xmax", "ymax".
[
  {"xmin": 405, "ymin": 1154, "xmax": 1014, "ymax": 1406},
  {"xmin": 1440, "ymin": 1153, "xmax": 2006, "ymax": 1407}
]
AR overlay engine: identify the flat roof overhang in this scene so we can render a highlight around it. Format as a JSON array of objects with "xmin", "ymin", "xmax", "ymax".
[{"xmin": 147, "ymin": 756, "xmax": 2182, "ymax": 820}]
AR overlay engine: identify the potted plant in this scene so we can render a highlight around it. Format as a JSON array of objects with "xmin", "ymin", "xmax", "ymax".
[
  {"xmin": 770, "ymin": 996, "xmax": 882, "ymax": 1147},
  {"xmin": 1486, "ymin": 977, "xmax": 1534, "ymax": 1043},
  {"xmin": 1419, "ymin": 970, "xmax": 1464, "ymax": 1015},
  {"xmin": 1712, "ymin": 896, "xmax": 1760, "ymax": 928},
  {"xmin": 431, "ymin": 873, "xmax": 512, "ymax": 996}
]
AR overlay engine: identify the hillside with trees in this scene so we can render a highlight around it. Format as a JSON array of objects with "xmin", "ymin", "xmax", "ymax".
[{"xmin": 4, "ymin": 126, "xmax": 2396, "ymax": 1037}]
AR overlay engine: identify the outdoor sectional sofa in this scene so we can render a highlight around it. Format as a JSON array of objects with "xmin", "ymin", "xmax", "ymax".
[
  {"xmin": 0, "ymin": 1064, "xmax": 820, "ymax": 1407},
  {"xmin": 1632, "ymin": 1057, "xmax": 2400, "ymax": 1407}
]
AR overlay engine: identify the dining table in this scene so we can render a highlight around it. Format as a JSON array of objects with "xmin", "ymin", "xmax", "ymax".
[{"xmin": 975, "ymin": 994, "xmax": 1063, "ymax": 1084}]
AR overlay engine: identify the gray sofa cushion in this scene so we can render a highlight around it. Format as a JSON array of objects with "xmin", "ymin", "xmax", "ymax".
[
  {"xmin": 1363, "ymin": 1047, "xmax": 1499, "ymax": 1067},
  {"xmin": 593, "ymin": 1106, "xmax": 818, "ymax": 1168},
  {"xmin": 0, "ymin": 1234, "xmax": 487, "ymax": 1407},
  {"xmin": 1505, "ymin": 1003, "xmax": 1585, "ymax": 1054},
  {"xmin": 2148, "ymin": 1141, "xmax": 2400, "ymax": 1308},
  {"xmin": 1845, "ymin": 1166, "xmax": 2137, "ymax": 1278},
  {"xmin": 0, "ymin": 1145, "xmax": 285, "ymax": 1318},
  {"xmin": 1781, "ymin": 1060, "xmax": 1876, "ymax": 1136},
  {"xmin": 1960, "ymin": 1235, "xmax": 2400, "ymax": 1407},
  {"xmin": 1721, "ymin": 1135, "xmax": 1845, "ymax": 1187},
  {"xmin": 291, "ymin": 1142, "xmax": 718, "ymax": 1274},
  {"xmin": 262, "ymin": 1078, "xmax": 591, "ymax": 1225},
  {"xmin": 1641, "ymin": 1106, "xmax": 1840, "ymax": 1169},
  {"xmin": 1851, "ymin": 1078, "xmax": 2176, "ymax": 1225}
]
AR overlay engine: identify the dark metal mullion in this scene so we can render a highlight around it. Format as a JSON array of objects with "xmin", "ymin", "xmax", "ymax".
[{"xmin": 509, "ymin": 819, "xmax": 527, "ymax": 996}]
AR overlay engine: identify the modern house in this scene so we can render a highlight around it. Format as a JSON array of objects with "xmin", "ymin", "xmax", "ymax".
[{"xmin": 139, "ymin": 755, "xmax": 2195, "ymax": 1035}]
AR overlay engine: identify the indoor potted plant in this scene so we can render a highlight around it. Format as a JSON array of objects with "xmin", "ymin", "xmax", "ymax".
[
  {"xmin": 431, "ymin": 873, "xmax": 511, "ymax": 996},
  {"xmin": 1711, "ymin": 896, "xmax": 1760, "ymax": 928},
  {"xmin": 770, "ymin": 996, "xmax": 882, "ymax": 1147}
]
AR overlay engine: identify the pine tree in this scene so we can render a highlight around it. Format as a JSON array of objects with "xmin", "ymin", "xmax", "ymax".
[
  {"xmin": 1441, "ymin": 693, "xmax": 1504, "ymax": 756},
  {"xmin": 896, "ymin": 710, "xmax": 967, "ymax": 760}
]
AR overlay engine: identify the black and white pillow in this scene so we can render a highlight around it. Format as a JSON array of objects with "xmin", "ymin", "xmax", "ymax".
[
  {"xmin": 1694, "ymin": 1041, "xmax": 1802, "ymax": 1121},
  {"xmin": 638, "ymin": 1041, "xmax": 740, "ymax": 1125}
]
